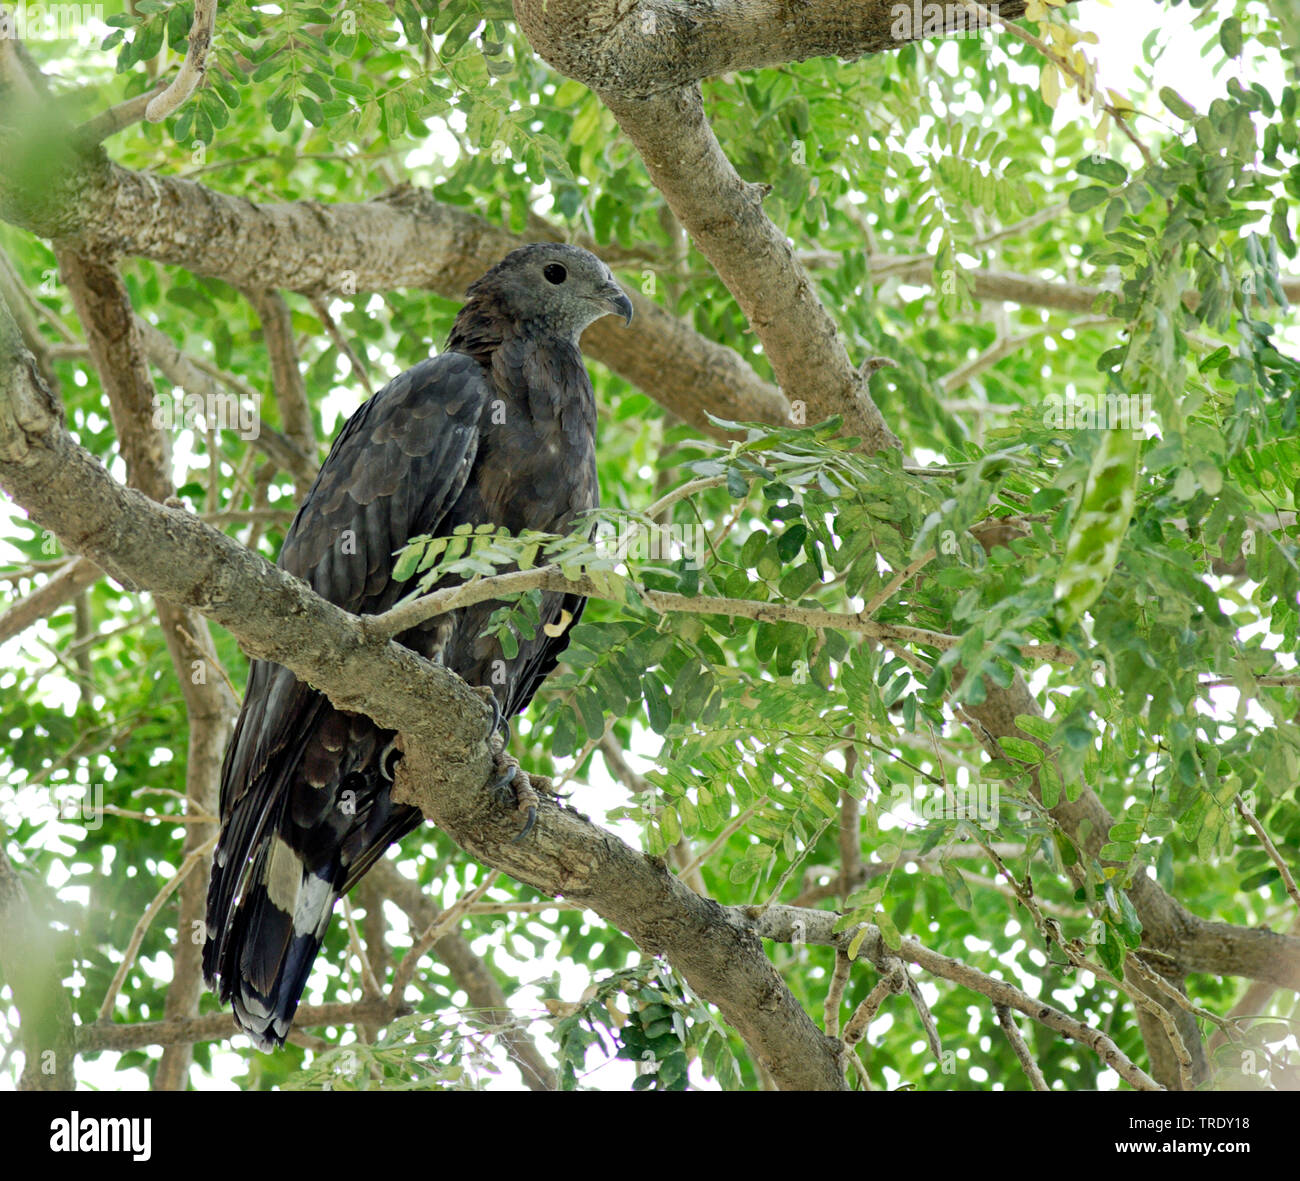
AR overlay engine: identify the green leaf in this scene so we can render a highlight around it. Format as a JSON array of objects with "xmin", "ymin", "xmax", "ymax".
[
  {"xmin": 643, "ymin": 674, "xmax": 671, "ymax": 735},
  {"xmin": 998, "ymin": 737, "xmax": 1045, "ymax": 764},
  {"xmin": 876, "ymin": 909, "xmax": 901, "ymax": 950},
  {"xmin": 1069, "ymin": 186, "xmax": 1108, "ymax": 213},
  {"xmin": 776, "ymin": 523, "xmax": 807, "ymax": 562},
  {"xmin": 1053, "ymin": 428, "xmax": 1140, "ymax": 630},
  {"xmin": 1159, "ymin": 87, "xmax": 1197, "ymax": 120},
  {"xmin": 940, "ymin": 859, "xmax": 972, "ymax": 911},
  {"xmin": 1219, "ymin": 17, "xmax": 1242, "ymax": 58},
  {"xmin": 1077, "ymin": 156, "xmax": 1127, "ymax": 186},
  {"xmin": 1039, "ymin": 762, "xmax": 1062, "ymax": 809}
]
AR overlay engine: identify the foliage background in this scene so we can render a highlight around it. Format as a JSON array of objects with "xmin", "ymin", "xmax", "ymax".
[{"xmin": 1, "ymin": 0, "xmax": 1298, "ymax": 1090}]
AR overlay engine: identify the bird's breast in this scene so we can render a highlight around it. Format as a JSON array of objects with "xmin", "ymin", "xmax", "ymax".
[{"xmin": 474, "ymin": 341, "xmax": 599, "ymax": 533}]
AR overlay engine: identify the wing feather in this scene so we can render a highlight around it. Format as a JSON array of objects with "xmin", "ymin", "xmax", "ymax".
[{"xmin": 203, "ymin": 354, "xmax": 488, "ymax": 1036}]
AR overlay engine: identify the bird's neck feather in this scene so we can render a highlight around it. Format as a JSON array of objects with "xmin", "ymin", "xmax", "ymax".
[{"xmin": 446, "ymin": 296, "xmax": 582, "ymax": 364}]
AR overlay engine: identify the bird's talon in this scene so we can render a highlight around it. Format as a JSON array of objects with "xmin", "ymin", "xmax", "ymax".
[
  {"xmin": 511, "ymin": 805, "xmax": 537, "ymax": 843},
  {"xmin": 487, "ymin": 759, "xmax": 518, "ymax": 808},
  {"xmin": 475, "ymin": 687, "xmax": 511, "ymax": 743},
  {"xmin": 488, "ymin": 753, "xmax": 539, "ymax": 840}
]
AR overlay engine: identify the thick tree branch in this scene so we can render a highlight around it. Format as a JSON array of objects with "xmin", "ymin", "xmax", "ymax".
[
  {"xmin": 605, "ymin": 86, "xmax": 898, "ymax": 451},
  {"xmin": 57, "ymin": 249, "xmax": 238, "ymax": 1090},
  {"xmin": 514, "ymin": 0, "xmax": 1032, "ymax": 96},
  {"xmin": 0, "ymin": 556, "xmax": 100, "ymax": 644},
  {"xmin": 0, "ymin": 290, "xmax": 845, "ymax": 1090},
  {"xmin": 512, "ymin": 0, "xmax": 1298, "ymax": 1086},
  {"xmin": 244, "ymin": 288, "xmax": 318, "ymax": 497},
  {"xmin": 961, "ymin": 674, "xmax": 1300, "ymax": 990},
  {"xmin": 0, "ymin": 151, "xmax": 787, "ymax": 435}
]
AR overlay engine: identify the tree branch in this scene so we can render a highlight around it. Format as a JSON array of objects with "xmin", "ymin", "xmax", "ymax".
[
  {"xmin": 56, "ymin": 249, "xmax": 239, "ymax": 1090},
  {"xmin": 134, "ymin": 315, "xmax": 320, "ymax": 491},
  {"xmin": 604, "ymin": 85, "xmax": 898, "ymax": 451},
  {"xmin": 0, "ymin": 556, "xmax": 100, "ymax": 644},
  {"xmin": 245, "ymin": 288, "xmax": 318, "ymax": 497},
  {"xmin": 367, "ymin": 560, "xmax": 1080, "ymax": 666},
  {"xmin": 742, "ymin": 903, "xmax": 1161, "ymax": 1090},
  {"xmin": 76, "ymin": 1000, "xmax": 407, "ymax": 1053},
  {"xmin": 0, "ymin": 287, "xmax": 846, "ymax": 1090},
  {"xmin": 514, "ymin": 0, "xmax": 1033, "ymax": 96},
  {"xmin": 363, "ymin": 860, "xmax": 557, "ymax": 1091},
  {"xmin": 144, "ymin": 0, "xmax": 218, "ymax": 124},
  {"xmin": 509, "ymin": 0, "xmax": 1300, "ymax": 1087},
  {"xmin": 0, "ymin": 155, "xmax": 787, "ymax": 435}
]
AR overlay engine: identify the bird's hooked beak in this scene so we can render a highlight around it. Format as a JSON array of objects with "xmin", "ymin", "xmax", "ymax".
[{"xmin": 600, "ymin": 283, "xmax": 634, "ymax": 326}]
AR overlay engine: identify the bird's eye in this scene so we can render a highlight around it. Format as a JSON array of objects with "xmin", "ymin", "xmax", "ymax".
[{"xmin": 543, "ymin": 263, "xmax": 567, "ymax": 285}]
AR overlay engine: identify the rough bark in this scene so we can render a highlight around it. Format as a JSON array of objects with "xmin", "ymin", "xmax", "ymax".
[
  {"xmin": 0, "ymin": 295, "xmax": 846, "ymax": 1089},
  {"xmin": 57, "ymin": 250, "xmax": 238, "ymax": 1091},
  {"xmin": 514, "ymin": 0, "xmax": 1032, "ymax": 96},
  {"xmin": 0, "ymin": 152, "xmax": 787, "ymax": 435},
  {"xmin": 507, "ymin": 0, "xmax": 1282, "ymax": 1088}
]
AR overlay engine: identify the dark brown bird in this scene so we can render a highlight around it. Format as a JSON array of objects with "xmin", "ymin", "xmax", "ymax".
[{"xmin": 203, "ymin": 243, "xmax": 632, "ymax": 1050}]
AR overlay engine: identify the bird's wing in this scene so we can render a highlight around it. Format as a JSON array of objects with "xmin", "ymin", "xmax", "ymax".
[
  {"xmin": 203, "ymin": 353, "xmax": 488, "ymax": 1024},
  {"xmin": 218, "ymin": 354, "xmax": 486, "ymax": 808}
]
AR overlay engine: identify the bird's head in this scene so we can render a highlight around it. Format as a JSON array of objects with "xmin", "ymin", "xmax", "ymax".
[{"xmin": 465, "ymin": 243, "xmax": 633, "ymax": 342}]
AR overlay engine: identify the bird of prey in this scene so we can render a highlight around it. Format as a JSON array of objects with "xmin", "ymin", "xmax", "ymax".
[{"xmin": 203, "ymin": 243, "xmax": 633, "ymax": 1050}]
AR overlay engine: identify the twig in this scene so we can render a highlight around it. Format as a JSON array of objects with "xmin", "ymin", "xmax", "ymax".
[
  {"xmin": 364, "ymin": 561, "xmax": 1082, "ymax": 668},
  {"xmin": 838, "ymin": 735, "xmax": 861, "ymax": 902},
  {"xmin": 343, "ymin": 895, "xmax": 382, "ymax": 997},
  {"xmin": 941, "ymin": 316, "xmax": 1113, "ymax": 395},
  {"xmin": 996, "ymin": 1004, "xmax": 1049, "ymax": 1090},
  {"xmin": 761, "ymin": 817, "xmax": 833, "ymax": 909},
  {"xmin": 145, "ymin": 0, "xmax": 219, "ymax": 123},
  {"xmin": 841, "ymin": 960, "xmax": 905, "ymax": 1047},
  {"xmin": 1200, "ymin": 674, "xmax": 1300, "ymax": 688},
  {"xmin": 309, "ymin": 294, "xmax": 372, "ymax": 397},
  {"xmin": 597, "ymin": 734, "xmax": 653, "ymax": 795},
  {"xmin": 390, "ymin": 870, "xmax": 500, "ymax": 1001},
  {"xmin": 823, "ymin": 949, "xmax": 851, "ymax": 1038},
  {"xmin": 96, "ymin": 834, "xmax": 218, "ymax": 1022},
  {"xmin": 78, "ymin": 999, "xmax": 408, "ymax": 1052},
  {"xmin": 957, "ymin": 0, "xmax": 1155, "ymax": 167},
  {"xmin": 99, "ymin": 805, "xmax": 216, "ymax": 825},
  {"xmin": 676, "ymin": 803, "xmax": 762, "ymax": 882},
  {"xmin": 1237, "ymin": 795, "xmax": 1300, "ymax": 914},
  {"xmin": 861, "ymin": 549, "xmax": 935, "ymax": 617}
]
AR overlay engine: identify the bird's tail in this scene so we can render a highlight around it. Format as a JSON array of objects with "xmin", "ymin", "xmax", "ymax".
[{"xmin": 203, "ymin": 828, "xmax": 340, "ymax": 1052}]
